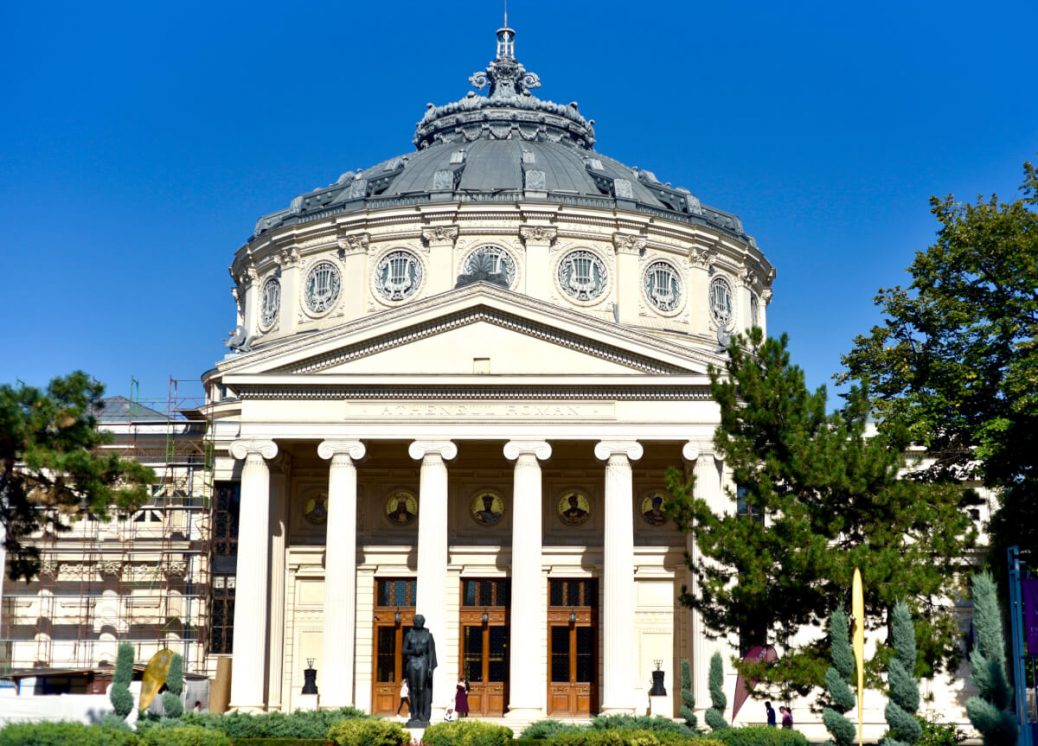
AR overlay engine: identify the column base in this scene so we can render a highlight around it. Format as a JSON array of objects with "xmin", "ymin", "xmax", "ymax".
[
  {"xmin": 598, "ymin": 705, "xmax": 637, "ymax": 716},
  {"xmin": 227, "ymin": 703, "xmax": 267, "ymax": 714},
  {"xmin": 505, "ymin": 706, "xmax": 546, "ymax": 721},
  {"xmin": 296, "ymin": 693, "xmax": 319, "ymax": 711}
]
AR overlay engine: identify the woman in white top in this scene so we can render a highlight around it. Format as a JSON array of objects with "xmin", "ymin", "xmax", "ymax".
[{"xmin": 396, "ymin": 678, "xmax": 410, "ymax": 716}]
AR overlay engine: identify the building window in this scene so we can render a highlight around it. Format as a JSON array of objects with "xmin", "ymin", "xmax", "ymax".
[
  {"xmin": 549, "ymin": 578, "xmax": 597, "ymax": 607},
  {"xmin": 209, "ymin": 575, "xmax": 236, "ymax": 654},
  {"xmin": 557, "ymin": 250, "xmax": 608, "ymax": 302},
  {"xmin": 462, "ymin": 579, "xmax": 511, "ymax": 607},
  {"xmin": 376, "ymin": 578, "xmax": 417, "ymax": 607},
  {"xmin": 643, "ymin": 260, "xmax": 682, "ymax": 312},
  {"xmin": 304, "ymin": 260, "xmax": 342, "ymax": 314},
  {"xmin": 212, "ymin": 482, "xmax": 240, "ymax": 558},
  {"xmin": 374, "ymin": 250, "xmax": 424, "ymax": 301},
  {"xmin": 463, "ymin": 245, "xmax": 517, "ymax": 288},
  {"xmin": 750, "ymin": 292, "xmax": 760, "ymax": 328},
  {"xmin": 260, "ymin": 277, "xmax": 281, "ymax": 329},
  {"xmin": 736, "ymin": 485, "xmax": 763, "ymax": 523},
  {"xmin": 709, "ymin": 276, "xmax": 734, "ymax": 329}
]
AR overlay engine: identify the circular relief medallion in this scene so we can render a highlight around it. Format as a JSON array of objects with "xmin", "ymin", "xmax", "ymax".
[
  {"xmin": 640, "ymin": 490, "xmax": 670, "ymax": 527},
  {"xmin": 461, "ymin": 245, "xmax": 517, "ymax": 288},
  {"xmin": 557, "ymin": 490, "xmax": 592, "ymax": 526},
  {"xmin": 709, "ymin": 276, "xmax": 735, "ymax": 329},
  {"xmin": 557, "ymin": 250, "xmax": 608, "ymax": 302},
  {"xmin": 304, "ymin": 260, "xmax": 342, "ymax": 314},
  {"xmin": 469, "ymin": 490, "xmax": 505, "ymax": 526},
  {"xmin": 303, "ymin": 493, "xmax": 328, "ymax": 525},
  {"xmin": 374, "ymin": 249, "xmax": 424, "ymax": 301},
  {"xmin": 260, "ymin": 277, "xmax": 281, "ymax": 329},
  {"xmin": 384, "ymin": 490, "xmax": 418, "ymax": 526},
  {"xmin": 643, "ymin": 260, "xmax": 682, "ymax": 312}
]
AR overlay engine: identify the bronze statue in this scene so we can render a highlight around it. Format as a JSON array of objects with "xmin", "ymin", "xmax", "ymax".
[{"xmin": 402, "ymin": 614, "xmax": 437, "ymax": 726}]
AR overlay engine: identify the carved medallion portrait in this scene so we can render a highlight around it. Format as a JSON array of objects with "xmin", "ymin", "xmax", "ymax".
[
  {"xmin": 384, "ymin": 490, "xmax": 418, "ymax": 526},
  {"xmin": 303, "ymin": 493, "xmax": 328, "ymax": 525},
  {"xmin": 557, "ymin": 490, "xmax": 591, "ymax": 526},
  {"xmin": 469, "ymin": 490, "xmax": 505, "ymax": 526},
  {"xmin": 640, "ymin": 491, "xmax": 669, "ymax": 527}
]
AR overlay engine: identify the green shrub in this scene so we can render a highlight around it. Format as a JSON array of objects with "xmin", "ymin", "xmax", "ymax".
[
  {"xmin": 680, "ymin": 658, "xmax": 697, "ymax": 730},
  {"xmin": 146, "ymin": 708, "xmax": 367, "ymax": 739},
  {"xmin": 0, "ymin": 722, "xmax": 142, "ymax": 746},
  {"xmin": 139, "ymin": 725, "xmax": 230, "ymax": 746},
  {"xmin": 422, "ymin": 719, "xmax": 513, "ymax": 746},
  {"xmin": 326, "ymin": 718, "xmax": 409, "ymax": 746},
  {"xmin": 521, "ymin": 719, "xmax": 584, "ymax": 739},
  {"xmin": 917, "ymin": 718, "xmax": 965, "ymax": 746},
  {"xmin": 715, "ymin": 725, "xmax": 809, "ymax": 746},
  {"xmin": 231, "ymin": 740, "xmax": 329, "ymax": 746},
  {"xmin": 705, "ymin": 652, "xmax": 728, "ymax": 731},
  {"xmin": 546, "ymin": 729, "xmax": 691, "ymax": 745},
  {"xmin": 162, "ymin": 653, "xmax": 186, "ymax": 719},
  {"xmin": 110, "ymin": 683, "xmax": 135, "ymax": 720},
  {"xmin": 590, "ymin": 714, "xmax": 692, "ymax": 736}
]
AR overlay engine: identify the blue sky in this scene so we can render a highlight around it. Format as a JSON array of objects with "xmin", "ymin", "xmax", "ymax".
[{"xmin": 2, "ymin": 0, "xmax": 1035, "ymax": 408}]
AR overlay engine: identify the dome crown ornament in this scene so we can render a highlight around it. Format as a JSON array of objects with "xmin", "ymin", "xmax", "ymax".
[{"xmin": 413, "ymin": 23, "xmax": 595, "ymax": 150}]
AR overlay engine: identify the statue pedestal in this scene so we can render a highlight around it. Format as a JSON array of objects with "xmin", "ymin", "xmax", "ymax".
[
  {"xmin": 649, "ymin": 695, "xmax": 669, "ymax": 717},
  {"xmin": 296, "ymin": 693, "xmax": 318, "ymax": 711}
]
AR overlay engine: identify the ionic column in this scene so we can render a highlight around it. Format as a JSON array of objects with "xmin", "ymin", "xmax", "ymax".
[
  {"xmin": 682, "ymin": 441, "xmax": 725, "ymax": 720},
  {"xmin": 267, "ymin": 458, "xmax": 289, "ymax": 710},
  {"xmin": 503, "ymin": 440, "xmax": 552, "ymax": 719},
  {"xmin": 318, "ymin": 440, "xmax": 366, "ymax": 708},
  {"xmin": 612, "ymin": 233, "xmax": 646, "ymax": 325},
  {"xmin": 228, "ymin": 439, "xmax": 278, "ymax": 711},
  {"xmin": 409, "ymin": 440, "xmax": 458, "ymax": 717},
  {"xmin": 594, "ymin": 440, "xmax": 644, "ymax": 714}
]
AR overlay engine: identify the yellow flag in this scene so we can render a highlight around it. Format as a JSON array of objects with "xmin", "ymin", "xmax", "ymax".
[
  {"xmin": 139, "ymin": 649, "xmax": 175, "ymax": 711},
  {"xmin": 852, "ymin": 568, "xmax": 865, "ymax": 746}
]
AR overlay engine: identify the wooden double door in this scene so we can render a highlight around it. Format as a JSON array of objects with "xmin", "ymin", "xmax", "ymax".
[
  {"xmin": 372, "ymin": 579, "xmax": 416, "ymax": 716},
  {"xmin": 459, "ymin": 578, "xmax": 510, "ymax": 716},
  {"xmin": 547, "ymin": 578, "xmax": 597, "ymax": 716}
]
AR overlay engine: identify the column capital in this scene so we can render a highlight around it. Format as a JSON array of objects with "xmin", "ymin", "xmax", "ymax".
[
  {"xmin": 594, "ymin": 440, "xmax": 643, "ymax": 462},
  {"xmin": 503, "ymin": 440, "xmax": 552, "ymax": 461},
  {"xmin": 682, "ymin": 441, "xmax": 723, "ymax": 462},
  {"xmin": 229, "ymin": 439, "xmax": 278, "ymax": 461},
  {"xmin": 317, "ymin": 440, "xmax": 366, "ymax": 462},
  {"xmin": 408, "ymin": 440, "xmax": 458, "ymax": 462}
]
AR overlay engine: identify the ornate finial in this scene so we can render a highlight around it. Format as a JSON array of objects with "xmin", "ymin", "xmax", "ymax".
[{"xmin": 470, "ymin": 22, "xmax": 541, "ymax": 100}]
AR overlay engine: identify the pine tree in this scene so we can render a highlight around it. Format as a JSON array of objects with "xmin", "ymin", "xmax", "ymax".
[
  {"xmin": 884, "ymin": 601, "xmax": 921, "ymax": 746},
  {"xmin": 705, "ymin": 652, "xmax": 728, "ymax": 730},
  {"xmin": 665, "ymin": 330, "xmax": 977, "ymax": 696},
  {"xmin": 161, "ymin": 653, "xmax": 184, "ymax": 718},
  {"xmin": 680, "ymin": 658, "xmax": 697, "ymax": 730},
  {"xmin": 966, "ymin": 573, "xmax": 1018, "ymax": 746},
  {"xmin": 822, "ymin": 609, "xmax": 856, "ymax": 746},
  {"xmin": 109, "ymin": 642, "xmax": 135, "ymax": 720}
]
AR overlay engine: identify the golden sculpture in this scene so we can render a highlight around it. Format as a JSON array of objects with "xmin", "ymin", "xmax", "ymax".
[{"xmin": 139, "ymin": 648, "xmax": 175, "ymax": 710}]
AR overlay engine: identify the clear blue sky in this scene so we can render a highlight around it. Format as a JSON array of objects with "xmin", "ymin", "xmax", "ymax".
[{"xmin": 2, "ymin": 0, "xmax": 1036, "ymax": 407}]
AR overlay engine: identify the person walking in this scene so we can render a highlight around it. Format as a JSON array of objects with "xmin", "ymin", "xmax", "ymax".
[
  {"xmin": 455, "ymin": 678, "xmax": 470, "ymax": 718},
  {"xmin": 780, "ymin": 706, "xmax": 793, "ymax": 729},
  {"xmin": 765, "ymin": 701, "xmax": 776, "ymax": 727},
  {"xmin": 396, "ymin": 678, "xmax": 410, "ymax": 716}
]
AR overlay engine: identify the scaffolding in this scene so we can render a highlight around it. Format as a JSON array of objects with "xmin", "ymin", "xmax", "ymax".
[{"xmin": 0, "ymin": 377, "xmax": 217, "ymax": 676}]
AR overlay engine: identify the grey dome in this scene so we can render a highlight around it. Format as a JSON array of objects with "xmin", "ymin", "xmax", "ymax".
[{"xmin": 253, "ymin": 27, "xmax": 752, "ymax": 245}]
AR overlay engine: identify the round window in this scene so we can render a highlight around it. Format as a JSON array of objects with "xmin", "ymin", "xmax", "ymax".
[
  {"xmin": 462, "ymin": 245, "xmax": 517, "ymax": 288},
  {"xmin": 557, "ymin": 250, "xmax": 608, "ymax": 302},
  {"xmin": 374, "ymin": 250, "xmax": 424, "ymax": 301},
  {"xmin": 304, "ymin": 260, "xmax": 342, "ymax": 314},
  {"xmin": 643, "ymin": 261, "xmax": 682, "ymax": 312},
  {"xmin": 260, "ymin": 277, "xmax": 281, "ymax": 329},
  {"xmin": 709, "ymin": 277, "xmax": 734, "ymax": 329}
]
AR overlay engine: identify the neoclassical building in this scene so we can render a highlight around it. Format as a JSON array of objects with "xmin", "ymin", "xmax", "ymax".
[{"xmin": 207, "ymin": 24, "xmax": 774, "ymax": 721}]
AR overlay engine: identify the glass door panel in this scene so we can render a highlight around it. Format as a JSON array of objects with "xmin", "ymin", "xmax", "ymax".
[
  {"xmin": 487, "ymin": 626, "xmax": 507, "ymax": 682},
  {"xmin": 550, "ymin": 626, "xmax": 570, "ymax": 682},
  {"xmin": 376, "ymin": 627, "xmax": 397, "ymax": 682},
  {"xmin": 575, "ymin": 626, "xmax": 594, "ymax": 683},
  {"xmin": 463, "ymin": 625, "xmax": 484, "ymax": 683}
]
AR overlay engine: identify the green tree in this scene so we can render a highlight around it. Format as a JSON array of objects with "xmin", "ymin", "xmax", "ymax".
[
  {"xmin": 822, "ymin": 609, "xmax": 856, "ymax": 746},
  {"xmin": 705, "ymin": 651, "xmax": 728, "ymax": 730},
  {"xmin": 679, "ymin": 658, "xmax": 697, "ymax": 730},
  {"xmin": 665, "ymin": 331, "xmax": 977, "ymax": 697},
  {"xmin": 884, "ymin": 601, "xmax": 921, "ymax": 746},
  {"xmin": 162, "ymin": 653, "xmax": 184, "ymax": 718},
  {"xmin": 966, "ymin": 573, "xmax": 1017, "ymax": 746},
  {"xmin": 0, "ymin": 372, "xmax": 153, "ymax": 581},
  {"xmin": 841, "ymin": 160, "xmax": 1038, "ymax": 566},
  {"xmin": 110, "ymin": 642, "xmax": 135, "ymax": 720}
]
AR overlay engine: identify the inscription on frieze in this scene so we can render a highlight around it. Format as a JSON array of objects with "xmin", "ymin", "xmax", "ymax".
[{"xmin": 345, "ymin": 401, "xmax": 615, "ymax": 421}]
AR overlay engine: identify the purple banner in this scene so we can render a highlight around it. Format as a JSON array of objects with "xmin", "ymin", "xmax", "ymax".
[{"xmin": 1023, "ymin": 578, "xmax": 1038, "ymax": 656}]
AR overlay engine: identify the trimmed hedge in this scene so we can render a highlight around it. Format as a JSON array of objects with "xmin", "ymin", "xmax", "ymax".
[
  {"xmin": 715, "ymin": 726, "xmax": 809, "ymax": 746},
  {"xmin": 520, "ymin": 719, "xmax": 584, "ymax": 739},
  {"xmin": 590, "ymin": 715, "xmax": 693, "ymax": 736},
  {"xmin": 422, "ymin": 719, "xmax": 514, "ymax": 746},
  {"xmin": 139, "ymin": 725, "xmax": 230, "ymax": 746},
  {"xmin": 231, "ymin": 740, "xmax": 329, "ymax": 746},
  {"xmin": 138, "ymin": 708, "xmax": 367, "ymax": 739},
  {"xmin": 546, "ymin": 730, "xmax": 704, "ymax": 745},
  {"xmin": 326, "ymin": 718, "xmax": 409, "ymax": 746},
  {"xmin": 0, "ymin": 722, "xmax": 142, "ymax": 746}
]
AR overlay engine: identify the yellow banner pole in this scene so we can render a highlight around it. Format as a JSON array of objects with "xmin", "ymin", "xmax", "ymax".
[{"xmin": 852, "ymin": 568, "xmax": 865, "ymax": 746}]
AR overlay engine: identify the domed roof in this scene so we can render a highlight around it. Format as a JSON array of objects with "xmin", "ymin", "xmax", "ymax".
[{"xmin": 252, "ymin": 26, "xmax": 753, "ymax": 246}]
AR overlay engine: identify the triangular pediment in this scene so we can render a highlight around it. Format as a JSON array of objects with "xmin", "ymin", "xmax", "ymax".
[{"xmin": 220, "ymin": 284, "xmax": 715, "ymax": 380}]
